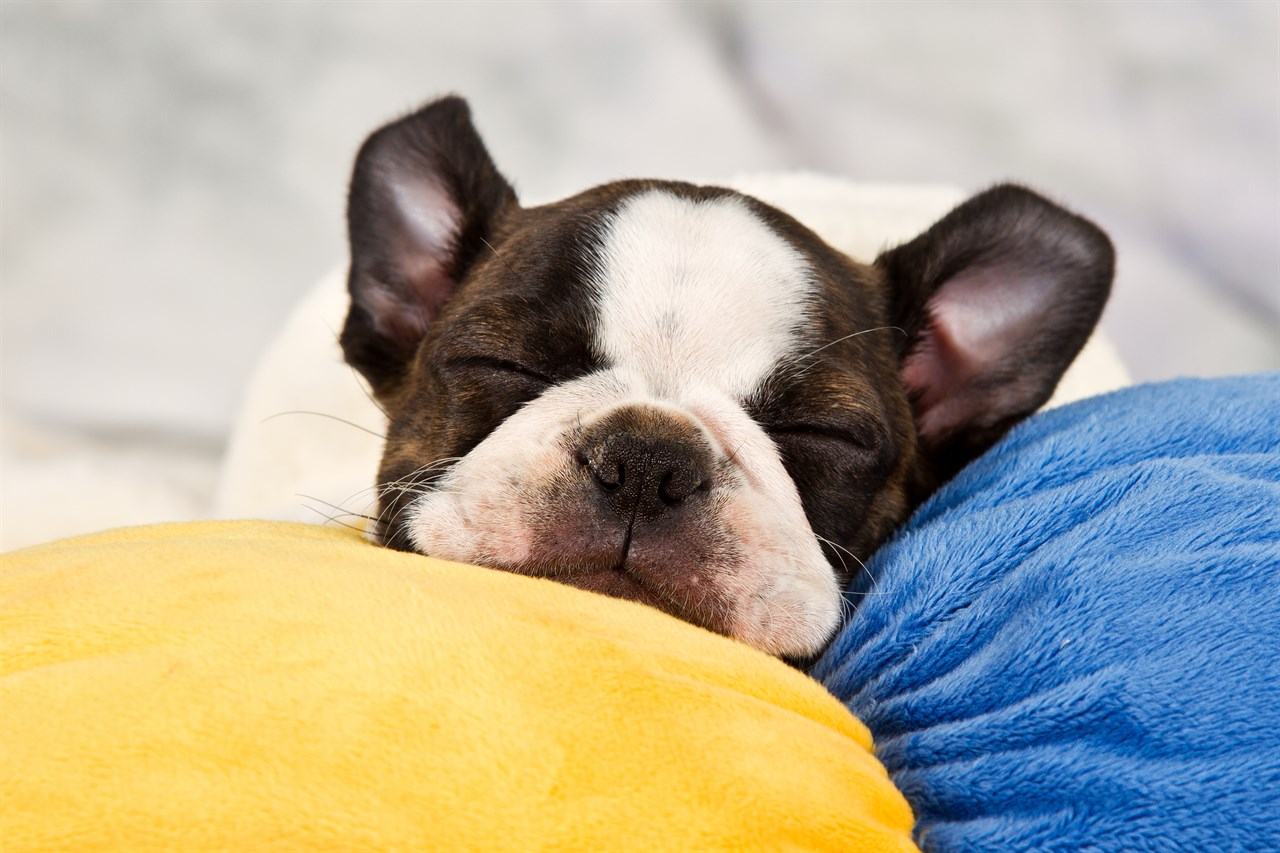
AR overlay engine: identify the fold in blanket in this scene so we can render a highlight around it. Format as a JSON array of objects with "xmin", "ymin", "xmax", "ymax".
[{"xmin": 814, "ymin": 374, "xmax": 1280, "ymax": 852}]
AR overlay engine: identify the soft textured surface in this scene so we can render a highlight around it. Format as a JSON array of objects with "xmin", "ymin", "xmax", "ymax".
[
  {"xmin": 814, "ymin": 374, "xmax": 1280, "ymax": 852},
  {"xmin": 0, "ymin": 521, "xmax": 917, "ymax": 852}
]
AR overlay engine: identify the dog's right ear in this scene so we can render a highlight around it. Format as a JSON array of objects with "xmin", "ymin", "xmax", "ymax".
[
  {"xmin": 341, "ymin": 96, "xmax": 517, "ymax": 394},
  {"xmin": 876, "ymin": 185, "xmax": 1114, "ymax": 483}
]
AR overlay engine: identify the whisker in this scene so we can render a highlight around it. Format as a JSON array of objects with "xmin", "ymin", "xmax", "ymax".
[
  {"xmin": 300, "ymin": 504, "xmax": 370, "ymax": 535},
  {"xmin": 348, "ymin": 366, "xmax": 390, "ymax": 418},
  {"xmin": 799, "ymin": 325, "xmax": 907, "ymax": 362},
  {"xmin": 724, "ymin": 439, "xmax": 748, "ymax": 466},
  {"xmin": 296, "ymin": 493, "xmax": 377, "ymax": 522},
  {"xmin": 813, "ymin": 534, "xmax": 885, "ymax": 597},
  {"xmin": 325, "ymin": 319, "xmax": 391, "ymax": 418},
  {"xmin": 767, "ymin": 325, "xmax": 908, "ymax": 393},
  {"xmin": 377, "ymin": 469, "xmax": 461, "ymax": 535},
  {"xmin": 344, "ymin": 457, "xmax": 466, "ymax": 506},
  {"xmin": 261, "ymin": 410, "xmax": 386, "ymax": 439},
  {"xmin": 814, "ymin": 534, "xmax": 849, "ymax": 575},
  {"xmin": 480, "ymin": 236, "xmax": 523, "ymax": 281},
  {"xmin": 340, "ymin": 458, "xmax": 468, "ymax": 538}
]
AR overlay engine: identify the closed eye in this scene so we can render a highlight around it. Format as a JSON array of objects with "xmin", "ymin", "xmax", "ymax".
[
  {"xmin": 443, "ymin": 355, "xmax": 554, "ymax": 386},
  {"xmin": 766, "ymin": 422, "xmax": 882, "ymax": 453}
]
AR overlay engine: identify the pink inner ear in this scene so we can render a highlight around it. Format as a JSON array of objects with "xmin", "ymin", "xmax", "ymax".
[
  {"xmin": 364, "ymin": 283, "xmax": 432, "ymax": 351},
  {"xmin": 393, "ymin": 181, "xmax": 460, "ymax": 261},
  {"xmin": 365, "ymin": 179, "xmax": 463, "ymax": 348},
  {"xmin": 904, "ymin": 266, "xmax": 1056, "ymax": 440}
]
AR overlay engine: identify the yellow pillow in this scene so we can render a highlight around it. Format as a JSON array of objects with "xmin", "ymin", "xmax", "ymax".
[{"xmin": 1, "ymin": 521, "xmax": 916, "ymax": 852}]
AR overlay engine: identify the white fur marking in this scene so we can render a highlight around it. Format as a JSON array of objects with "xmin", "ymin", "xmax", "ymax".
[{"xmin": 592, "ymin": 191, "xmax": 817, "ymax": 400}]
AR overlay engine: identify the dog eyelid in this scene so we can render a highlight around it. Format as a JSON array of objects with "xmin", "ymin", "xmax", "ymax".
[
  {"xmin": 764, "ymin": 420, "xmax": 882, "ymax": 452},
  {"xmin": 442, "ymin": 355, "xmax": 553, "ymax": 385}
]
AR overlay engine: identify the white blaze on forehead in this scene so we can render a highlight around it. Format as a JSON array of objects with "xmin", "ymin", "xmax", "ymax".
[{"xmin": 592, "ymin": 191, "xmax": 816, "ymax": 400}]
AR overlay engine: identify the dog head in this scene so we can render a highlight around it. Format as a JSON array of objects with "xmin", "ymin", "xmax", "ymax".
[{"xmin": 340, "ymin": 97, "xmax": 1113, "ymax": 658}]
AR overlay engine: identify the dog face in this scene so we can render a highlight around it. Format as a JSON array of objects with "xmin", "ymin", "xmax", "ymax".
[{"xmin": 341, "ymin": 97, "xmax": 1113, "ymax": 658}]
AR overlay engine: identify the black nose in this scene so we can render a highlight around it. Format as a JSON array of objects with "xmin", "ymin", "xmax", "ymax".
[{"xmin": 581, "ymin": 430, "xmax": 708, "ymax": 521}]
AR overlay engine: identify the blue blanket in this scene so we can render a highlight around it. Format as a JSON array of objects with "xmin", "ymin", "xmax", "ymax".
[{"xmin": 813, "ymin": 374, "xmax": 1280, "ymax": 852}]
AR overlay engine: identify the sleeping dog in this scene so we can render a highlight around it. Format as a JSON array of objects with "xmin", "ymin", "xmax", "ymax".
[{"xmin": 340, "ymin": 96, "xmax": 1113, "ymax": 659}]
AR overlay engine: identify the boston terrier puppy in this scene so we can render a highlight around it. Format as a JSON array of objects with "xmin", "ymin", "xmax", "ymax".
[{"xmin": 340, "ymin": 96, "xmax": 1113, "ymax": 659}]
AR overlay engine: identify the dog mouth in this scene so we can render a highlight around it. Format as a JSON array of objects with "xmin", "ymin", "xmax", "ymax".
[
  {"xmin": 487, "ymin": 523, "xmax": 739, "ymax": 638},
  {"xmin": 544, "ymin": 564, "xmax": 668, "ymax": 612}
]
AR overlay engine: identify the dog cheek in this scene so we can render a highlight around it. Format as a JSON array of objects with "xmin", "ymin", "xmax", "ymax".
[
  {"xmin": 417, "ymin": 434, "xmax": 596, "ymax": 569},
  {"xmin": 405, "ymin": 495, "xmax": 474, "ymax": 561},
  {"xmin": 672, "ymin": 404, "xmax": 841, "ymax": 653},
  {"xmin": 409, "ymin": 482, "xmax": 537, "ymax": 568},
  {"xmin": 713, "ymin": 486, "xmax": 841, "ymax": 656}
]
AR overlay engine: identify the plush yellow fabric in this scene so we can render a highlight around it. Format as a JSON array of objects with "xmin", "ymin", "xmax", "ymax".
[{"xmin": 1, "ymin": 521, "xmax": 917, "ymax": 852}]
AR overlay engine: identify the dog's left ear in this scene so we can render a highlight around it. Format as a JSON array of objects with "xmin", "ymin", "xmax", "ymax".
[
  {"xmin": 877, "ymin": 184, "xmax": 1114, "ymax": 479},
  {"xmin": 341, "ymin": 96, "xmax": 518, "ymax": 395}
]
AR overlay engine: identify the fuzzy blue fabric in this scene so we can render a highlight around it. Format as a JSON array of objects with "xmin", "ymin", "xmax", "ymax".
[{"xmin": 813, "ymin": 374, "xmax": 1280, "ymax": 853}]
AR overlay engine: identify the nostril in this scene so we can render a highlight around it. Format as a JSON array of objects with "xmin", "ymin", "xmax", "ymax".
[
  {"xmin": 583, "ymin": 450, "xmax": 624, "ymax": 491},
  {"xmin": 658, "ymin": 465, "xmax": 704, "ymax": 505},
  {"xmin": 597, "ymin": 463, "xmax": 624, "ymax": 490},
  {"xmin": 658, "ymin": 473, "xmax": 679, "ymax": 505}
]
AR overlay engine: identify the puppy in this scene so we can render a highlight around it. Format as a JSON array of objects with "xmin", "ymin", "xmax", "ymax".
[{"xmin": 340, "ymin": 96, "xmax": 1113, "ymax": 659}]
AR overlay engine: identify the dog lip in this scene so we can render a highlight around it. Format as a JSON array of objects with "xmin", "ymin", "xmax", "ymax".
[
  {"xmin": 526, "ymin": 552, "xmax": 725, "ymax": 625},
  {"xmin": 531, "ymin": 563, "xmax": 663, "ymax": 609},
  {"xmin": 516, "ymin": 553, "xmax": 631, "ymax": 581}
]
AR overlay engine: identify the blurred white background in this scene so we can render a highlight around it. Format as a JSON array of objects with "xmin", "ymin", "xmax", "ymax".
[{"xmin": 2, "ymin": 0, "xmax": 1277, "ymax": 549}]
